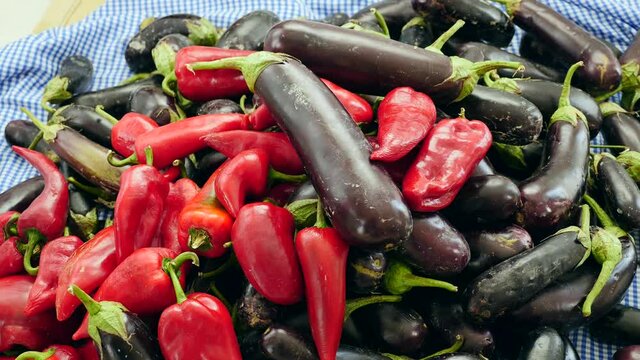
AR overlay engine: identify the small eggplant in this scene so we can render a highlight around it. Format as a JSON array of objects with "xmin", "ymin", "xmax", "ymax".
[
  {"xmin": 614, "ymin": 345, "xmax": 640, "ymax": 360},
  {"xmin": 347, "ymin": 250, "xmax": 387, "ymax": 294},
  {"xmin": 319, "ymin": 12, "xmax": 350, "ymax": 26},
  {"xmin": 595, "ymin": 154, "xmax": 640, "ymax": 229},
  {"xmin": 261, "ymin": 325, "xmax": 318, "ymax": 360},
  {"xmin": 399, "ymin": 17, "xmax": 434, "ymax": 48},
  {"xmin": 67, "ymin": 183, "xmax": 99, "ymax": 240},
  {"xmin": 196, "ymin": 99, "xmax": 243, "ymax": 116},
  {"xmin": 590, "ymin": 305, "xmax": 640, "ymax": 345},
  {"xmin": 462, "ymin": 225, "xmax": 533, "ymax": 278},
  {"xmin": 0, "ymin": 176, "xmax": 44, "ymax": 213},
  {"xmin": 487, "ymin": 142, "xmax": 543, "ymax": 181},
  {"xmin": 517, "ymin": 327, "xmax": 565, "ymax": 360},
  {"xmin": 151, "ymin": 34, "xmax": 193, "ymax": 78},
  {"xmin": 41, "ymin": 54, "xmax": 94, "ymax": 112},
  {"xmin": 128, "ymin": 85, "xmax": 180, "ymax": 125},
  {"xmin": 601, "ymin": 102, "xmax": 640, "ymax": 152},
  {"xmin": 471, "ymin": 157, "xmax": 495, "ymax": 177},
  {"xmin": 350, "ymin": 0, "xmax": 417, "ymax": 39},
  {"xmin": 217, "ymin": 10, "xmax": 281, "ymax": 51},
  {"xmin": 4, "ymin": 119, "xmax": 58, "ymax": 162},
  {"xmin": 51, "ymin": 105, "xmax": 113, "ymax": 148},
  {"xmin": 237, "ymin": 283, "xmax": 280, "ymax": 331}
]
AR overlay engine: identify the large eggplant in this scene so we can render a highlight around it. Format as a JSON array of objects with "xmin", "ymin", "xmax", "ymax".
[
  {"xmin": 4, "ymin": 119, "xmax": 58, "ymax": 163},
  {"xmin": 128, "ymin": 85, "xmax": 180, "ymax": 125},
  {"xmin": 0, "ymin": 176, "xmax": 45, "ymax": 213},
  {"xmin": 51, "ymin": 105, "xmax": 113, "ymax": 148},
  {"xmin": 217, "ymin": 10, "xmax": 281, "ymax": 51},
  {"xmin": 462, "ymin": 225, "xmax": 533, "ymax": 278},
  {"xmin": 41, "ymin": 54, "xmax": 94, "ymax": 112}
]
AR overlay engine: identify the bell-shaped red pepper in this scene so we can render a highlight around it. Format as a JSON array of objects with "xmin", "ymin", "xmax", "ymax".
[
  {"xmin": 24, "ymin": 236, "xmax": 83, "ymax": 316},
  {"xmin": 368, "ymin": 136, "xmax": 418, "ymax": 186},
  {"xmin": 0, "ymin": 237, "xmax": 23, "ymax": 278},
  {"xmin": 371, "ymin": 87, "xmax": 436, "ymax": 162},
  {"xmin": 232, "ymin": 202, "xmax": 303, "ymax": 305},
  {"xmin": 73, "ymin": 248, "xmax": 192, "ymax": 340},
  {"xmin": 96, "ymin": 106, "xmax": 159, "ymax": 157},
  {"xmin": 204, "ymin": 130, "xmax": 304, "ymax": 175},
  {"xmin": 403, "ymin": 117, "xmax": 492, "ymax": 212},
  {"xmin": 55, "ymin": 226, "xmax": 117, "ymax": 321},
  {"xmin": 114, "ymin": 147, "xmax": 170, "ymax": 263},
  {"xmin": 296, "ymin": 202, "xmax": 349, "ymax": 360},
  {"xmin": 159, "ymin": 179, "xmax": 200, "ymax": 253},
  {"xmin": 14, "ymin": 345, "xmax": 80, "ymax": 360}
]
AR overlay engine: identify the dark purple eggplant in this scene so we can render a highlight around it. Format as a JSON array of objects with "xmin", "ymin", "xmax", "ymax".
[
  {"xmin": 563, "ymin": 335, "xmax": 580, "ymax": 360},
  {"xmin": 128, "ymin": 85, "xmax": 180, "ymax": 125},
  {"xmin": 347, "ymin": 250, "xmax": 388, "ymax": 294},
  {"xmin": 444, "ymin": 85, "xmax": 543, "ymax": 145},
  {"xmin": 517, "ymin": 327, "xmax": 565, "ymax": 360},
  {"xmin": 319, "ymin": 12, "xmax": 350, "ymax": 26},
  {"xmin": 192, "ymin": 151, "xmax": 227, "ymax": 187},
  {"xmin": 65, "ymin": 169, "xmax": 99, "ymax": 241},
  {"xmin": 237, "ymin": 283, "xmax": 279, "ymax": 331},
  {"xmin": 66, "ymin": 74, "xmax": 163, "ymax": 118},
  {"xmin": 620, "ymin": 30, "xmax": 640, "ymax": 111},
  {"xmin": 288, "ymin": 181, "xmax": 318, "ymax": 203},
  {"xmin": 151, "ymin": 33, "xmax": 193, "ymax": 78},
  {"xmin": 601, "ymin": 102, "xmax": 640, "ymax": 152},
  {"xmin": 464, "ymin": 205, "xmax": 590, "ymax": 323},
  {"xmin": 429, "ymin": 354, "xmax": 483, "ymax": 360},
  {"xmin": 0, "ymin": 176, "xmax": 44, "ymax": 213},
  {"xmin": 51, "ymin": 104, "xmax": 113, "ymax": 148},
  {"xmin": 98, "ymin": 311, "xmax": 162, "ymax": 360},
  {"xmin": 4, "ymin": 119, "xmax": 58, "ymax": 163},
  {"xmin": 471, "ymin": 158, "xmax": 495, "ymax": 177},
  {"xmin": 590, "ymin": 305, "xmax": 640, "ymax": 345},
  {"xmin": 413, "ymin": 0, "xmax": 514, "ymax": 47},
  {"xmin": 337, "ymin": 345, "xmax": 391, "ymax": 360},
  {"xmin": 400, "ymin": 213, "xmax": 469, "ymax": 277},
  {"xmin": 499, "ymin": 0, "xmax": 621, "ymax": 92},
  {"xmin": 487, "ymin": 141, "xmax": 543, "ymax": 181},
  {"xmin": 463, "ymin": 225, "xmax": 533, "ymax": 278},
  {"xmin": 125, "ymin": 14, "xmax": 217, "ymax": 72},
  {"xmin": 263, "ymin": 20, "xmax": 520, "ymax": 103},
  {"xmin": 196, "ymin": 99, "xmax": 243, "ymax": 116},
  {"xmin": 217, "ymin": 10, "xmax": 281, "ymax": 51},
  {"xmin": 41, "ymin": 54, "xmax": 94, "ymax": 112},
  {"xmin": 519, "ymin": 32, "xmax": 569, "ymax": 73},
  {"xmin": 596, "ymin": 154, "xmax": 640, "ymax": 229},
  {"xmin": 614, "ymin": 345, "xmax": 640, "ymax": 360},
  {"xmin": 350, "ymin": 0, "xmax": 416, "ymax": 39},
  {"xmin": 260, "ymin": 325, "xmax": 317, "ymax": 360},
  {"xmin": 446, "ymin": 175, "xmax": 521, "ymax": 227},
  {"xmin": 399, "ymin": 17, "xmax": 434, "ymax": 48}
]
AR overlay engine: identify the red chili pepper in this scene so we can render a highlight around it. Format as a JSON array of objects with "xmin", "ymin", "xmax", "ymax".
[
  {"xmin": 295, "ymin": 204, "xmax": 349, "ymax": 360},
  {"xmin": 159, "ymin": 179, "xmax": 200, "ymax": 253},
  {"xmin": 14, "ymin": 345, "xmax": 80, "ymax": 360},
  {"xmin": 162, "ymin": 162, "xmax": 182, "ymax": 182},
  {"xmin": 96, "ymin": 106, "xmax": 159, "ymax": 157},
  {"xmin": 0, "ymin": 237, "xmax": 23, "ymax": 277},
  {"xmin": 204, "ymin": 130, "xmax": 304, "ymax": 174},
  {"xmin": 0, "ymin": 211, "xmax": 18, "ymax": 242},
  {"xmin": 72, "ymin": 248, "xmax": 191, "ymax": 340},
  {"xmin": 370, "ymin": 87, "xmax": 436, "ymax": 162},
  {"xmin": 114, "ymin": 147, "xmax": 170, "ymax": 263},
  {"xmin": 12, "ymin": 146, "xmax": 69, "ymax": 276},
  {"xmin": 76, "ymin": 341, "xmax": 99, "ymax": 360},
  {"xmin": 402, "ymin": 117, "xmax": 492, "ymax": 212},
  {"xmin": 232, "ymin": 202, "xmax": 303, "ymax": 305},
  {"xmin": 55, "ymin": 226, "xmax": 117, "ymax": 321},
  {"xmin": 24, "ymin": 236, "xmax": 83, "ymax": 316},
  {"xmin": 174, "ymin": 46, "xmax": 253, "ymax": 102}
]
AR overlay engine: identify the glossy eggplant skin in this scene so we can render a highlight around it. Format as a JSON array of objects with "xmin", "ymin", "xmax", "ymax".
[
  {"xmin": 444, "ymin": 85, "xmax": 543, "ymax": 145},
  {"xmin": 413, "ymin": 0, "xmax": 514, "ymax": 47},
  {"xmin": 337, "ymin": 345, "xmax": 391, "ymax": 360},
  {"xmin": 128, "ymin": 85, "xmax": 179, "ymax": 125},
  {"xmin": 217, "ymin": 10, "xmax": 281, "ymax": 50},
  {"xmin": 614, "ymin": 345, "xmax": 640, "ymax": 360},
  {"xmin": 429, "ymin": 354, "xmax": 483, "ymax": 360},
  {"xmin": 4, "ymin": 119, "xmax": 58, "ymax": 162},
  {"xmin": 399, "ymin": 17, "xmax": 433, "ymax": 48},
  {"xmin": 98, "ymin": 311, "xmax": 162, "ymax": 360},
  {"xmin": 264, "ymin": 20, "xmax": 460, "ymax": 102},
  {"xmin": 446, "ymin": 175, "xmax": 521, "ymax": 227},
  {"xmin": 196, "ymin": 99, "xmax": 243, "ymax": 116},
  {"xmin": 590, "ymin": 305, "xmax": 640, "ymax": 345},
  {"xmin": 519, "ymin": 33, "xmax": 569, "ymax": 73},
  {"xmin": 508, "ymin": 236, "xmax": 636, "ymax": 330},
  {"xmin": 465, "ymin": 230, "xmax": 588, "ymax": 323},
  {"xmin": 471, "ymin": 158, "xmax": 495, "ymax": 177},
  {"xmin": 237, "ymin": 284, "xmax": 279, "ymax": 331},
  {"xmin": 347, "ymin": 250, "xmax": 387, "ymax": 294},
  {"xmin": 517, "ymin": 121, "xmax": 589, "ymax": 236},
  {"xmin": 0, "ymin": 176, "xmax": 44, "ymax": 213},
  {"xmin": 288, "ymin": 181, "xmax": 318, "ymax": 203},
  {"xmin": 255, "ymin": 60, "xmax": 412, "ymax": 248},
  {"xmin": 463, "ymin": 225, "xmax": 533, "ymax": 278},
  {"xmin": 261, "ymin": 325, "xmax": 318, "ymax": 360},
  {"xmin": 400, "ymin": 213, "xmax": 469, "ymax": 277},
  {"xmin": 53, "ymin": 105, "xmax": 113, "ymax": 148},
  {"xmin": 350, "ymin": 0, "xmax": 417, "ymax": 39},
  {"xmin": 517, "ymin": 327, "xmax": 565, "ymax": 360},
  {"xmin": 67, "ymin": 75, "xmax": 163, "ymax": 118},
  {"xmin": 602, "ymin": 111, "xmax": 640, "ymax": 152},
  {"xmin": 59, "ymin": 55, "xmax": 94, "ymax": 95},
  {"xmin": 597, "ymin": 155, "xmax": 640, "ymax": 229}
]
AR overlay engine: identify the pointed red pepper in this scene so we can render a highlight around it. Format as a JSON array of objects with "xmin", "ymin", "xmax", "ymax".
[
  {"xmin": 370, "ymin": 87, "xmax": 436, "ymax": 162},
  {"xmin": 159, "ymin": 179, "xmax": 200, "ymax": 253},
  {"xmin": 232, "ymin": 202, "xmax": 303, "ymax": 305},
  {"xmin": 204, "ymin": 130, "xmax": 304, "ymax": 175},
  {"xmin": 24, "ymin": 236, "xmax": 83, "ymax": 316},
  {"xmin": 96, "ymin": 106, "xmax": 159, "ymax": 157},
  {"xmin": 114, "ymin": 147, "xmax": 170, "ymax": 263},
  {"xmin": 403, "ymin": 117, "xmax": 492, "ymax": 212},
  {"xmin": 14, "ymin": 345, "xmax": 80, "ymax": 360},
  {"xmin": 296, "ymin": 202, "xmax": 349, "ymax": 360},
  {"xmin": 55, "ymin": 226, "xmax": 117, "ymax": 321}
]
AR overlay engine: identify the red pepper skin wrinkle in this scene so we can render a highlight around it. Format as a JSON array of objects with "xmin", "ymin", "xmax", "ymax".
[
  {"xmin": 158, "ymin": 293, "xmax": 242, "ymax": 360},
  {"xmin": 215, "ymin": 149, "xmax": 269, "ymax": 218},
  {"xmin": 371, "ymin": 87, "xmax": 436, "ymax": 162},
  {"xmin": 296, "ymin": 227, "xmax": 349, "ymax": 360},
  {"xmin": 402, "ymin": 118, "xmax": 492, "ymax": 212},
  {"xmin": 232, "ymin": 203, "xmax": 303, "ymax": 305},
  {"xmin": 12, "ymin": 146, "xmax": 68, "ymax": 240}
]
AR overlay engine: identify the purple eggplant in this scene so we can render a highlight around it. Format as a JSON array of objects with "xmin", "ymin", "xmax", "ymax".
[
  {"xmin": 288, "ymin": 181, "xmax": 318, "ymax": 203},
  {"xmin": 52, "ymin": 104, "xmax": 113, "ymax": 148},
  {"xmin": 463, "ymin": 225, "xmax": 533, "ymax": 278},
  {"xmin": 399, "ymin": 17, "xmax": 434, "ymax": 48},
  {"xmin": 128, "ymin": 85, "xmax": 180, "ymax": 125},
  {"xmin": 4, "ymin": 119, "xmax": 59, "ymax": 163},
  {"xmin": 0, "ymin": 176, "xmax": 45, "ymax": 213},
  {"xmin": 260, "ymin": 325, "xmax": 317, "ymax": 360},
  {"xmin": 217, "ymin": 10, "xmax": 281, "ymax": 51},
  {"xmin": 41, "ymin": 54, "xmax": 93, "ymax": 112},
  {"xmin": 596, "ymin": 154, "xmax": 640, "ymax": 229},
  {"xmin": 237, "ymin": 283, "xmax": 279, "ymax": 331},
  {"xmin": 517, "ymin": 327, "xmax": 565, "ymax": 360},
  {"xmin": 601, "ymin": 102, "xmax": 640, "ymax": 152},
  {"xmin": 471, "ymin": 158, "xmax": 495, "ymax": 177},
  {"xmin": 590, "ymin": 305, "xmax": 640, "ymax": 345},
  {"xmin": 350, "ymin": 0, "xmax": 417, "ymax": 39},
  {"xmin": 319, "ymin": 13, "xmax": 350, "ymax": 26},
  {"xmin": 347, "ymin": 250, "xmax": 388, "ymax": 294},
  {"xmin": 196, "ymin": 99, "xmax": 242, "ymax": 116}
]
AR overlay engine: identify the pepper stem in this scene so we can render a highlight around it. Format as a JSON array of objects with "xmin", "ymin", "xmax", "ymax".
[
  {"xmin": 144, "ymin": 146, "xmax": 154, "ymax": 166},
  {"xmin": 268, "ymin": 168, "xmax": 308, "ymax": 185},
  {"xmin": 314, "ymin": 198, "xmax": 328, "ymax": 229},
  {"xmin": 426, "ymin": 20, "xmax": 465, "ymax": 54},
  {"xmin": 27, "ymin": 131, "xmax": 44, "ymax": 150},
  {"xmin": 94, "ymin": 105, "xmax": 119, "ymax": 125},
  {"xmin": 343, "ymin": 295, "xmax": 402, "ymax": 321},
  {"xmin": 22, "ymin": 229, "xmax": 43, "ymax": 276},
  {"xmin": 107, "ymin": 151, "xmax": 138, "ymax": 167},
  {"xmin": 422, "ymin": 335, "xmax": 464, "ymax": 359},
  {"xmin": 370, "ymin": 8, "xmax": 390, "ymax": 38},
  {"xmin": 238, "ymin": 95, "xmax": 249, "ymax": 114},
  {"xmin": 21, "ymin": 107, "xmax": 63, "ymax": 143},
  {"xmin": 69, "ymin": 284, "xmax": 102, "ymax": 315},
  {"xmin": 210, "ymin": 281, "xmax": 232, "ymax": 309},
  {"xmin": 67, "ymin": 177, "xmax": 114, "ymax": 200},
  {"xmin": 582, "ymin": 227, "xmax": 623, "ymax": 317},
  {"xmin": 199, "ymin": 253, "xmax": 237, "ymax": 279},
  {"xmin": 163, "ymin": 251, "xmax": 199, "ymax": 304},
  {"xmin": 15, "ymin": 348, "xmax": 56, "ymax": 360},
  {"xmin": 188, "ymin": 228, "xmax": 213, "ymax": 251},
  {"xmin": 162, "ymin": 72, "xmax": 177, "ymax": 97},
  {"xmin": 383, "ymin": 261, "xmax": 458, "ymax": 295}
]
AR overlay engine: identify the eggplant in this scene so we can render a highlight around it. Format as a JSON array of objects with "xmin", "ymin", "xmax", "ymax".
[
  {"xmin": 319, "ymin": 12, "xmax": 350, "ymax": 26},
  {"xmin": 400, "ymin": 213, "xmax": 469, "ymax": 277},
  {"xmin": 0, "ymin": 176, "xmax": 44, "ymax": 213},
  {"xmin": 443, "ymin": 85, "xmax": 543, "ymax": 145},
  {"xmin": 614, "ymin": 345, "xmax": 640, "ymax": 360},
  {"xmin": 413, "ymin": 0, "xmax": 514, "ymax": 47},
  {"xmin": 41, "ymin": 54, "xmax": 94, "ymax": 111},
  {"xmin": 350, "ymin": 0, "xmax": 417, "ymax": 39},
  {"xmin": 590, "ymin": 305, "xmax": 640, "ymax": 345},
  {"xmin": 237, "ymin": 283, "xmax": 279, "ymax": 331},
  {"xmin": 218, "ymin": 10, "xmax": 281, "ymax": 51},
  {"xmin": 429, "ymin": 354, "xmax": 483, "ymax": 360},
  {"xmin": 196, "ymin": 99, "xmax": 243, "ymax": 116},
  {"xmin": 519, "ymin": 32, "xmax": 569, "ymax": 73},
  {"xmin": 471, "ymin": 157, "xmax": 495, "ymax": 177},
  {"xmin": 151, "ymin": 33, "xmax": 193, "ymax": 78},
  {"xmin": 620, "ymin": 30, "xmax": 640, "ymax": 111},
  {"xmin": 62, "ymin": 162, "xmax": 99, "ymax": 241},
  {"xmin": 596, "ymin": 154, "xmax": 640, "ymax": 229},
  {"xmin": 517, "ymin": 327, "xmax": 565, "ymax": 360},
  {"xmin": 601, "ymin": 102, "xmax": 640, "ymax": 152},
  {"xmin": 261, "ymin": 325, "xmax": 318, "ymax": 360},
  {"xmin": 125, "ymin": 14, "xmax": 217, "ymax": 72},
  {"xmin": 337, "ymin": 345, "xmax": 391, "ymax": 360},
  {"xmin": 288, "ymin": 181, "xmax": 318, "ymax": 203},
  {"xmin": 66, "ymin": 75, "xmax": 163, "ymax": 118},
  {"xmin": 4, "ymin": 119, "xmax": 58, "ymax": 163},
  {"xmin": 347, "ymin": 250, "xmax": 388, "ymax": 294},
  {"xmin": 399, "ymin": 17, "xmax": 434, "ymax": 48},
  {"xmin": 51, "ymin": 105, "xmax": 113, "ymax": 148},
  {"xmin": 128, "ymin": 85, "xmax": 180, "ymax": 125},
  {"xmin": 462, "ymin": 225, "xmax": 533, "ymax": 278}
]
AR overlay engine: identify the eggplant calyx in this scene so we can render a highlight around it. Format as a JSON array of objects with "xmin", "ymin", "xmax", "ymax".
[
  {"xmin": 447, "ymin": 57, "xmax": 522, "ymax": 103},
  {"xmin": 21, "ymin": 107, "xmax": 64, "ymax": 143},
  {"xmin": 549, "ymin": 62, "xmax": 588, "ymax": 128},
  {"xmin": 426, "ymin": 20, "xmax": 465, "ymax": 55},
  {"xmin": 152, "ymin": 41, "xmax": 178, "ymax": 77},
  {"xmin": 285, "ymin": 198, "xmax": 319, "ymax": 229},
  {"xmin": 488, "ymin": 0, "xmax": 522, "ymax": 16},
  {"xmin": 599, "ymin": 102, "xmax": 628, "ymax": 117},
  {"xmin": 186, "ymin": 18, "xmax": 218, "ymax": 46},
  {"xmin": 582, "ymin": 194, "xmax": 627, "ymax": 238},
  {"xmin": 621, "ymin": 87, "xmax": 640, "ymax": 111},
  {"xmin": 621, "ymin": 62, "xmax": 640, "ymax": 89},
  {"xmin": 484, "ymin": 72, "xmax": 521, "ymax": 94},
  {"xmin": 582, "ymin": 227, "xmax": 623, "ymax": 317},
  {"xmin": 41, "ymin": 76, "xmax": 71, "ymax": 110},
  {"xmin": 70, "ymin": 208, "xmax": 98, "ymax": 239},
  {"xmin": 616, "ymin": 150, "xmax": 640, "ymax": 183},
  {"xmin": 592, "ymin": 153, "xmax": 617, "ymax": 176}
]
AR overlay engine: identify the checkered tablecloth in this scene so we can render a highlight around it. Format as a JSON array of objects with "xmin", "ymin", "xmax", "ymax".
[{"xmin": 0, "ymin": 0, "xmax": 638, "ymax": 358}]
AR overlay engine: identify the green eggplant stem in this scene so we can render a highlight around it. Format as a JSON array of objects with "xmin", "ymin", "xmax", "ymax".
[
  {"xmin": 582, "ymin": 228, "xmax": 623, "ymax": 317},
  {"xmin": 238, "ymin": 95, "xmax": 249, "ymax": 114},
  {"xmin": 41, "ymin": 99, "xmax": 56, "ymax": 114},
  {"xmin": 423, "ymin": 335, "xmax": 464, "ymax": 359},
  {"xmin": 94, "ymin": 105, "xmax": 119, "ymax": 125},
  {"xmin": 15, "ymin": 348, "xmax": 56, "ymax": 360},
  {"xmin": 69, "ymin": 284, "xmax": 102, "ymax": 315},
  {"xmin": 199, "ymin": 253, "xmax": 237, "ymax": 279},
  {"xmin": 559, "ymin": 62, "xmax": 583, "ymax": 108},
  {"xmin": 163, "ymin": 251, "xmax": 199, "ymax": 304},
  {"xmin": 590, "ymin": 145, "xmax": 629, "ymax": 150},
  {"xmin": 549, "ymin": 62, "xmax": 586, "ymax": 127},
  {"xmin": 343, "ymin": 294, "xmax": 402, "ymax": 321},
  {"xmin": 27, "ymin": 131, "xmax": 44, "ymax": 150},
  {"xmin": 383, "ymin": 261, "xmax": 458, "ymax": 295},
  {"xmin": 107, "ymin": 150, "xmax": 138, "ymax": 167},
  {"xmin": 426, "ymin": 20, "xmax": 465, "ymax": 53},
  {"xmin": 314, "ymin": 198, "xmax": 328, "ymax": 229},
  {"xmin": 21, "ymin": 107, "xmax": 63, "ymax": 143},
  {"xmin": 583, "ymin": 194, "xmax": 617, "ymax": 229},
  {"xmin": 268, "ymin": 168, "xmax": 308, "ymax": 184},
  {"xmin": 118, "ymin": 72, "xmax": 152, "ymax": 86},
  {"xmin": 22, "ymin": 229, "xmax": 42, "ymax": 276},
  {"xmin": 370, "ymin": 8, "xmax": 390, "ymax": 38}
]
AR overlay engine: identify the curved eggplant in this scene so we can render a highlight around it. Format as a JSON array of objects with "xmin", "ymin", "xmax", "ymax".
[
  {"xmin": 0, "ymin": 176, "xmax": 45, "ymax": 213},
  {"xmin": 614, "ymin": 345, "xmax": 640, "ymax": 360},
  {"xmin": 350, "ymin": 0, "xmax": 417, "ymax": 39},
  {"xmin": 51, "ymin": 105, "xmax": 113, "ymax": 148},
  {"xmin": 347, "ymin": 249, "xmax": 387, "ymax": 294},
  {"xmin": 590, "ymin": 305, "xmax": 640, "ymax": 345},
  {"xmin": 517, "ymin": 327, "xmax": 565, "ymax": 360},
  {"xmin": 217, "ymin": 10, "xmax": 281, "ymax": 51},
  {"xmin": 596, "ymin": 154, "xmax": 640, "ymax": 229},
  {"xmin": 128, "ymin": 85, "xmax": 179, "ymax": 125},
  {"xmin": 463, "ymin": 225, "xmax": 533, "ymax": 278},
  {"xmin": 98, "ymin": 311, "xmax": 162, "ymax": 360},
  {"xmin": 196, "ymin": 99, "xmax": 243, "ymax": 116},
  {"xmin": 260, "ymin": 325, "xmax": 317, "ymax": 360},
  {"xmin": 4, "ymin": 119, "xmax": 58, "ymax": 163},
  {"xmin": 237, "ymin": 283, "xmax": 279, "ymax": 331},
  {"xmin": 399, "ymin": 17, "xmax": 434, "ymax": 48},
  {"xmin": 601, "ymin": 103, "xmax": 640, "ymax": 152}
]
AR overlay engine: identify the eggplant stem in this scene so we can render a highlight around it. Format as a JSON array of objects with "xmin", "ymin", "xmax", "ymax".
[
  {"xmin": 69, "ymin": 284, "xmax": 102, "ymax": 315},
  {"xmin": 107, "ymin": 151, "xmax": 137, "ymax": 167},
  {"xmin": 143, "ymin": 146, "xmax": 154, "ymax": 166},
  {"xmin": 27, "ymin": 131, "xmax": 44, "ymax": 150},
  {"xmin": 426, "ymin": 20, "xmax": 465, "ymax": 53},
  {"xmin": 343, "ymin": 295, "xmax": 402, "ymax": 321},
  {"xmin": 314, "ymin": 198, "xmax": 328, "ymax": 229},
  {"xmin": 94, "ymin": 105, "xmax": 119, "ymax": 125},
  {"xmin": 370, "ymin": 8, "xmax": 390, "ymax": 38},
  {"xmin": 422, "ymin": 335, "xmax": 464, "ymax": 359},
  {"xmin": 583, "ymin": 194, "xmax": 617, "ymax": 229},
  {"xmin": 268, "ymin": 168, "xmax": 307, "ymax": 185}
]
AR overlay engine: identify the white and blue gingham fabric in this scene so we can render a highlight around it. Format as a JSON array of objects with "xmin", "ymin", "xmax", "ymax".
[{"xmin": 0, "ymin": 0, "xmax": 638, "ymax": 358}]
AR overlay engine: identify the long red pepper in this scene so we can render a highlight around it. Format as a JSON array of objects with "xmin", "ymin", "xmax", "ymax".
[
  {"xmin": 370, "ymin": 87, "xmax": 436, "ymax": 162},
  {"xmin": 204, "ymin": 130, "xmax": 304, "ymax": 174},
  {"xmin": 159, "ymin": 179, "xmax": 200, "ymax": 253},
  {"xmin": 296, "ymin": 201, "xmax": 349, "ymax": 360},
  {"xmin": 12, "ymin": 146, "xmax": 68, "ymax": 276},
  {"xmin": 55, "ymin": 226, "xmax": 117, "ymax": 321},
  {"xmin": 114, "ymin": 147, "xmax": 169, "ymax": 263},
  {"xmin": 24, "ymin": 236, "xmax": 83, "ymax": 316},
  {"xmin": 232, "ymin": 202, "xmax": 303, "ymax": 305},
  {"xmin": 73, "ymin": 248, "xmax": 193, "ymax": 340},
  {"xmin": 402, "ymin": 117, "xmax": 492, "ymax": 212},
  {"xmin": 14, "ymin": 345, "xmax": 80, "ymax": 360},
  {"xmin": 96, "ymin": 106, "xmax": 158, "ymax": 157}
]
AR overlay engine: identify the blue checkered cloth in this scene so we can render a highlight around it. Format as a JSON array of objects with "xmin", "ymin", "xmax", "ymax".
[{"xmin": 0, "ymin": 0, "xmax": 638, "ymax": 358}]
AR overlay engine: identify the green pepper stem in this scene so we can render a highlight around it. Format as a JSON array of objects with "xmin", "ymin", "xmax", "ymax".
[
  {"xmin": 144, "ymin": 146, "xmax": 154, "ymax": 167},
  {"xmin": 370, "ymin": 8, "xmax": 390, "ymax": 38},
  {"xmin": 238, "ymin": 95, "xmax": 249, "ymax": 114},
  {"xmin": 69, "ymin": 284, "xmax": 102, "ymax": 315},
  {"xmin": 268, "ymin": 168, "xmax": 308, "ymax": 184},
  {"xmin": 67, "ymin": 177, "xmax": 113, "ymax": 200},
  {"xmin": 162, "ymin": 72, "xmax": 177, "ymax": 98},
  {"xmin": 15, "ymin": 348, "xmax": 56, "ymax": 360},
  {"xmin": 107, "ymin": 151, "xmax": 137, "ymax": 167},
  {"xmin": 384, "ymin": 261, "xmax": 458, "ymax": 295},
  {"xmin": 344, "ymin": 295, "xmax": 402, "ymax": 321},
  {"xmin": 583, "ymin": 194, "xmax": 617, "ymax": 229},
  {"xmin": 199, "ymin": 253, "xmax": 237, "ymax": 279},
  {"xmin": 163, "ymin": 251, "xmax": 199, "ymax": 304},
  {"xmin": 314, "ymin": 198, "xmax": 328, "ymax": 229},
  {"xmin": 559, "ymin": 62, "xmax": 583, "ymax": 108},
  {"xmin": 426, "ymin": 20, "xmax": 465, "ymax": 53},
  {"xmin": 422, "ymin": 335, "xmax": 464, "ymax": 359},
  {"xmin": 23, "ymin": 230, "xmax": 43, "ymax": 276},
  {"xmin": 94, "ymin": 105, "xmax": 119, "ymax": 125},
  {"xmin": 28, "ymin": 131, "xmax": 44, "ymax": 150}
]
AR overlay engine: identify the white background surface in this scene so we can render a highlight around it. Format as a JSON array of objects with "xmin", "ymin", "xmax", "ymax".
[{"xmin": 0, "ymin": 1, "xmax": 50, "ymax": 47}]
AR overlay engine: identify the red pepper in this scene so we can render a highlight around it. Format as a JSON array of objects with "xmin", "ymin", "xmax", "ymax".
[
  {"xmin": 72, "ymin": 248, "xmax": 191, "ymax": 340},
  {"xmin": 24, "ymin": 236, "xmax": 83, "ymax": 316},
  {"xmin": 367, "ymin": 137, "xmax": 417, "ymax": 186},
  {"xmin": 174, "ymin": 46, "xmax": 252, "ymax": 102},
  {"xmin": 14, "ymin": 345, "xmax": 80, "ymax": 360},
  {"xmin": 76, "ymin": 341, "xmax": 99, "ymax": 360},
  {"xmin": 159, "ymin": 179, "xmax": 200, "ymax": 253},
  {"xmin": 295, "ymin": 204, "xmax": 349, "ymax": 360},
  {"xmin": 204, "ymin": 130, "xmax": 304, "ymax": 174},
  {"xmin": 402, "ymin": 117, "xmax": 492, "ymax": 212},
  {"xmin": 12, "ymin": 146, "xmax": 68, "ymax": 276},
  {"xmin": 232, "ymin": 202, "xmax": 303, "ymax": 305},
  {"xmin": 114, "ymin": 147, "xmax": 170, "ymax": 263},
  {"xmin": 0, "ymin": 211, "xmax": 18, "ymax": 242},
  {"xmin": 370, "ymin": 87, "xmax": 436, "ymax": 162},
  {"xmin": 162, "ymin": 162, "xmax": 182, "ymax": 182},
  {"xmin": 0, "ymin": 237, "xmax": 23, "ymax": 277},
  {"xmin": 55, "ymin": 226, "xmax": 117, "ymax": 321},
  {"xmin": 96, "ymin": 106, "xmax": 159, "ymax": 157}
]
